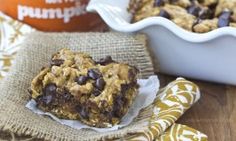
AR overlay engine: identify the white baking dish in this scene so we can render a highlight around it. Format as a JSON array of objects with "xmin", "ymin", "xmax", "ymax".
[{"xmin": 87, "ymin": 0, "xmax": 236, "ymax": 85}]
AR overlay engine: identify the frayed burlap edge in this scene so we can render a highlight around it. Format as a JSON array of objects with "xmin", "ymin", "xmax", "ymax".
[{"xmin": 0, "ymin": 32, "xmax": 154, "ymax": 141}]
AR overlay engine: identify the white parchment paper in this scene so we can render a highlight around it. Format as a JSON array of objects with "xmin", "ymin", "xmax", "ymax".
[{"xmin": 26, "ymin": 75, "xmax": 159, "ymax": 132}]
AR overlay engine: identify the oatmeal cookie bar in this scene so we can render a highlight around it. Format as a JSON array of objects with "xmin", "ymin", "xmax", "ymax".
[
  {"xmin": 29, "ymin": 49, "xmax": 139, "ymax": 128},
  {"xmin": 129, "ymin": 0, "xmax": 236, "ymax": 33}
]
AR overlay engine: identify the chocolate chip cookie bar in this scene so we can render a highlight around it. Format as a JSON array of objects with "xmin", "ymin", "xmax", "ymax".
[
  {"xmin": 129, "ymin": 0, "xmax": 236, "ymax": 33},
  {"xmin": 29, "ymin": 49, "xmax": 139, "ymax": 128}
]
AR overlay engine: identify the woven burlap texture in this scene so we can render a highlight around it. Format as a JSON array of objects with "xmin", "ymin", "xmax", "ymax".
[{"xmin": 0, "ymin": 32, "xmax": 155, "ymax": 141}]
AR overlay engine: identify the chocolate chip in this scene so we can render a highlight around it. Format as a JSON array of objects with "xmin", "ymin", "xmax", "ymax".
[
  {"xmin": 208, "ymin": 3, "xmax": 217, "ymax": 9},
  {"xmin": 120, "ymin": 84, "xmax": 129, "ymax": 93},
  {"xmin": 187, "ymin": 5, "xmax": 201, "ymax": 17},
  {"xmin": 95, "ymin": 78, "xmax": 106, "ymax": 90},
  {"xmin": 218, "ymin": 11, "xmax": 232, "ymax": 28},
  {"xmin": 218, "ymin": 19, "xmax": 229, "ymax": 27},
  {"xmin": 50, "ymin": 59, "xmax": 64, "ymax": 66},
  {"xmin": 103, "ymin": 111, "xmax": 113, "ymax": 121},
  {"xmin": 92, "ymin": 88, "xmax": 101, "ymax": 96},
  {"xmin": 87, "ymin": 69, "xmax": 102, "ymax": 80},
  {"xmin": 75, "ymin": 105, "xmax": 89, "ymax": 119},
  {"xmin": 80, "ymin": 108, "xmax": 89, "ymax": 119},
  {"xmin": 197, "ymin": 0, "xmax": 204, "ymax": 3},
  {"xmin": 42, "ymin": 95, "xmax": 53, "ymax": 104},
  {"xmin": 37, "ymin": 94, "xmax": 54, "ymax": 105},
  {"xmin": 111, "ymin": 84, "xmax": 131, "ymax": 118},
  {"xmin": 199, "ymin": 9, "xmax": 213, "ymax": 19},
  {"xmin": 112, "ymin": 95, "xmax": 124, "ymax": 118},
  {"xmin": 97, "ymin": 56, "xmax": 113, "ymax": 65},
  {"xmin": 75, "ymin": 76, "xmax": 88, "ymax": 85},
  {"xmin": 154, "ymin": 0, "xmax": 164, "ymax": 7},
  {"xmin": 192, "ymin": 18, "xmax": 201, "ymax": 32},
  {"xmin": 63, "ymin": 90, "xmax": 73, "ymax": 101},
  {"xmin": 219, "ymin": 11, "xmax": 232, "ymax": 19},
  {"xmin": 159, "ymin": 9, "xmax": 170, "ymax": 19},
  {"xmin": 43, "ymin": 83, "xmax": 57, "ymax": 95}
]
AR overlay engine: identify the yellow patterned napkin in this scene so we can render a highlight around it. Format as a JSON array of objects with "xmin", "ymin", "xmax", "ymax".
[
  {"xmin": 124, "ymin": 78, "xmax": 207, "ymax": 141},
  {"xmin": 158, "ymin": 123, "xmax": 207, "ymax": 141},
  {"xmin": 0, "ymin": 12, "xmax": 207, "ymax": 140}
]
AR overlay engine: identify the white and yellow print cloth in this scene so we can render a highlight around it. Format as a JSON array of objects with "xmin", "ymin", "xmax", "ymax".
[
  {"xmin": 0, "ymin": 12, "xmax": 34, "ymax": 79},
  {"xmin": 125, "ymin": 78, "xmax": 208, "ymax": 141},
  {"xmin": 0, "ymin": 12, "xmax": 207, "ymax": 141}
]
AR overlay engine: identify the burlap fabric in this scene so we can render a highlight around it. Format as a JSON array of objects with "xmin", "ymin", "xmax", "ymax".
[{"xmin": 0, "ymin": 32, "xmax": 154, "ymax": 141}]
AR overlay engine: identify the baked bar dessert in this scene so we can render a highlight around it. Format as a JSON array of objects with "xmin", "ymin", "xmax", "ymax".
[
  {"xmin": 29, "ymin": 49, "xmax": 139, "ymax": 128},
  {"xmin": 129, "ymin": 0, "xmax": 236, "ymax": 33}
]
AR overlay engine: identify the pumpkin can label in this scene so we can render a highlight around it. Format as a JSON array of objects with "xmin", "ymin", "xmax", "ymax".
[
  {"xmin": 18, "ymin": 0, "xmax": 87, "ymax": 23},
  {"xmin": 0, "ymin": 0, "xmax": 103, "ymax": 31}
]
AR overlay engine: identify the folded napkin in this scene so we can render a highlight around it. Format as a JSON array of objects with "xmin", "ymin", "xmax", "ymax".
[
  {"xmin": 123, "ymin": 78, "xmax": 207, "ymax": 141},
  {"xmin": 0, "ymin": 12, "xmax": 207, "ymax": 141}
]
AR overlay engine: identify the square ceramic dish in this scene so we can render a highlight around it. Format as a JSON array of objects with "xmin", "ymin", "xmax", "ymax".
[{"xmin": 87, "ymin": 0, "xmax": 236, "ymax": 85}]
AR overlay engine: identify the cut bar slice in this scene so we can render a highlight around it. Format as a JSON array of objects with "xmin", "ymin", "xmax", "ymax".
[{"xmin": 29, "ymin": 49, "xmax": 139, "ymax": 128}]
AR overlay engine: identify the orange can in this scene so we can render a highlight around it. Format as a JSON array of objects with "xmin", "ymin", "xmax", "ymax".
[{"xmin": 0, "ymin": 0, "xmax": 103, "ymax": 31}]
